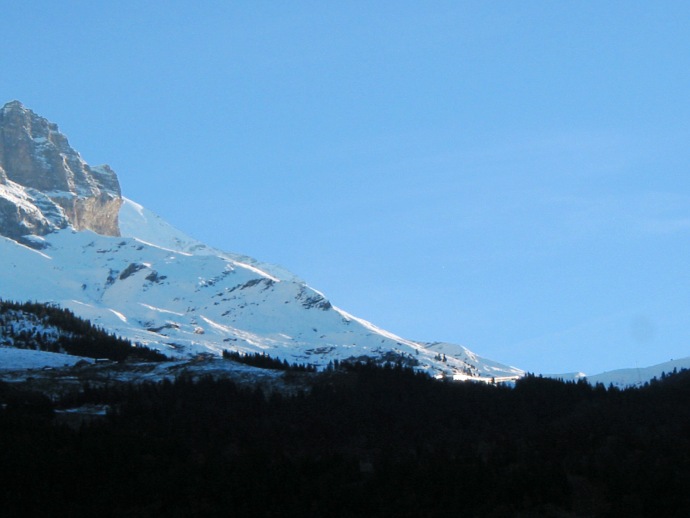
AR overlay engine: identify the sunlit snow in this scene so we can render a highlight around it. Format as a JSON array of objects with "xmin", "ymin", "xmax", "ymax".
[{"xmin": 0, "ymin": 200, "xmax": 526, "ymax": 381}]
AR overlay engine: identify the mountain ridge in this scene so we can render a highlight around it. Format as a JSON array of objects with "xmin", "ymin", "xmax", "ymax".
[{"xmin": 0, "ymin": 101, "xmax": 523, "ymax": 381}]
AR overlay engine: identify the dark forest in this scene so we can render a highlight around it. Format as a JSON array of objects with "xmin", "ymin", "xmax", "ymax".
[{"xmin": 2, "ymin": 359, "xmax": 690, "ymax": 516}]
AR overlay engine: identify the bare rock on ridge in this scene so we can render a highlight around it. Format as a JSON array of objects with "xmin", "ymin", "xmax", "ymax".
[{"xmin": 0, "ymin": 101, "xmax": 122, "ymax": 237}]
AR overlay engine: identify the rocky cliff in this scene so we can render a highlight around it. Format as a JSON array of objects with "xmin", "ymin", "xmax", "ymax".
[{"xmin": 0, "ymin": 101, "xmax": 122, "ymax": 238}]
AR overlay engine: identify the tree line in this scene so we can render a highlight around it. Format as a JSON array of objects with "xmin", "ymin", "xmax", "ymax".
[
  {"xmin": 2, "ymin": 359, "xmax": 690, "ymax": 515},
  {"xmin": 0, "ymin": 299, "xmax": 167, "ymax": 362},
  {"xmin": 222, "ymin": 349, "xmax": 317, "ymax": 372}
]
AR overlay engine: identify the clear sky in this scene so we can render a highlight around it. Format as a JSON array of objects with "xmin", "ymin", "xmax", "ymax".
[{"xmin": 4, "ymin": 2, "xmax": 690, "ymax": 375}]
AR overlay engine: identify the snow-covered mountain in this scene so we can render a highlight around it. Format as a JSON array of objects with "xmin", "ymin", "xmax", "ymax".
[
  {"xmin": 0, "ymin": 101, "xmax": 523, "ymax": 381},
  {"xmin": 583, "ymin": 357, "xmax": 690, "ymax": 388}
]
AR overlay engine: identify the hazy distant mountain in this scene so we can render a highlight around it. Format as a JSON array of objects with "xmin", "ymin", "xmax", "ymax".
[{"xmin": 0, "ymin": 101, "xmax": 523, "ymax": 381}]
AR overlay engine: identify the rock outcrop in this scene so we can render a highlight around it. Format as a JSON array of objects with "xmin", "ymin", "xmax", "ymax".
[{"xmin": 0, "ymin": 101, "xmax": 122, "ymax": 238}]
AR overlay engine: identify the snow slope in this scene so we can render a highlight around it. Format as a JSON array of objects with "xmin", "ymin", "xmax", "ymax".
[
  {"xmin": 0, "ymin": 199, "xmax": 524, "ymax": 381},
  {"xmin": 585, "ymin": 357, "xmax": 690, "ymax": 388},
  {"xmin": 0, "ymin": 195, "xmax": 677, "ymax": 386},
  {"xmin": 0, "ymin": 347, "xmax": 89, "ymax": 371}
]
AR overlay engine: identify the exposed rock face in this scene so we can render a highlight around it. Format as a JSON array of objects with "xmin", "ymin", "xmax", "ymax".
[{"xmin": 0, "ymin": 101, "xmax": 122, "ymax": 238}]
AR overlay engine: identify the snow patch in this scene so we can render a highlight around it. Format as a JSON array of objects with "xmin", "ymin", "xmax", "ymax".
[
  {"xmin": 108, "ymin": 309, "xmax": 128, "ymax": 323},
  {"xmin": 139, "ymin": 303, "xmax": 184, "ymax": 316},
  {"xmin": 0, "ymin": 347, "xmax": 91, "ymax": 370}
]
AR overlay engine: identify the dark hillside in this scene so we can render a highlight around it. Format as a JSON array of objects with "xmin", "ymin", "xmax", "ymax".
[
  {"xmin": 0, "ymin": 299, "xmax": 167, "ymax": 362},
  {"xmin": 2, "ymin": 362, "xmax": 690, "ymax": 515}
]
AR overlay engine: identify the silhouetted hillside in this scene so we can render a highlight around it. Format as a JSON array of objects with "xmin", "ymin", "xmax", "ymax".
[{"xmin": 1, "ymin": 362, "xmax": 690, "ymax": 515}]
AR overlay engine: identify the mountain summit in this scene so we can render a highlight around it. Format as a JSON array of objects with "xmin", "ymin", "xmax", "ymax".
[
  {"xmin": 0, "ymin": 101, "xmax": 121, "ymax": 238},
  {"xmin": 0, "ymin": 101, "xmax": 523, "ymax": 381}
]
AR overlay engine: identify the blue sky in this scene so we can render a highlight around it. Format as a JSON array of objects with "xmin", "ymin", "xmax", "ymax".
[{"xmin": 4, "ymin": 2, "xmax": 690, "ymax": 374}]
